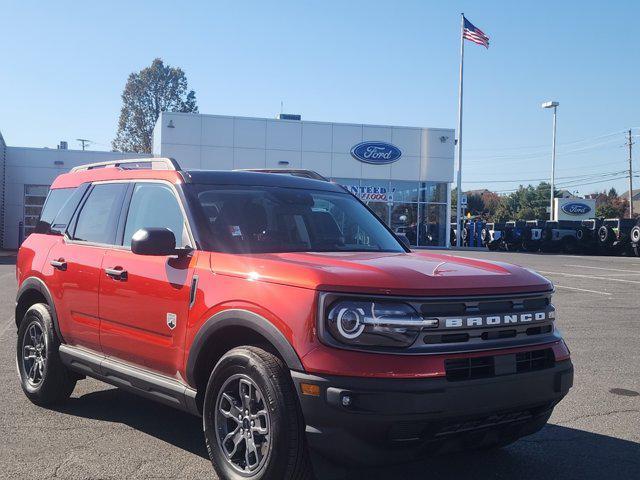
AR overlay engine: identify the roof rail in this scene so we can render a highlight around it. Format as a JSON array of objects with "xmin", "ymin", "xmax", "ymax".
[
  {"xmin": 235, "ymin": 168, "xmax": 329, "ymax": 182},
  {"xmin": 70, "ymin": 157, "xmax": 181, "ymax": 173}
]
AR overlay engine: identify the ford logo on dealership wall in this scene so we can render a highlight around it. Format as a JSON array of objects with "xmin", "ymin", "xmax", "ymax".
[
  {"xmin": 561, "ymin": 202, "xmax": 592, "ymax": 216},
  {"xmin": 350, "ymin": 142, "xmax": 402, "ymax": 165}
]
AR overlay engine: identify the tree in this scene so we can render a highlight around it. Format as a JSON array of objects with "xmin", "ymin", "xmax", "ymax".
[
  {"xmin": 596, "ymin": 191, "xmax": 628, "ymax": 218},
  {"xmin": 112, "ymin": 58, "xmax": 198, "ymax": 153}
]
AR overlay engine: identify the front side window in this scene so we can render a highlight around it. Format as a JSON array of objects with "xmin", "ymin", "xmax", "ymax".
[
  {"xmin": 123, "ymin": 183, "xmax": 188, "ymax": 247},
  {"xmin": 188, "ymin": 185, "xmax": 404, "ymax": 254},
  {"xmin": 72, "ymin": 183, "xmax": 127, "ymax": 244}
]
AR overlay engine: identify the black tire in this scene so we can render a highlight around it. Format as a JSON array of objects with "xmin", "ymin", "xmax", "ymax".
[
  {"xmin": 203, "ymin": 346, "xmax": 313, "ymax": 480},
  {"xmin": 633, "ymin": 243, "xmax": 640, "ymax": 257},
  {"xmin": 630, "ymin": 226, "xmax": 640, "ymax": 245},
  {"xmin": 598, "ymin": 225, "xmax": 614, "ymax": 246},
  {"xmin": 480, "ymin": 228, "xmax": 489, "ymax": 245},
  {"xmin": 16, "ymin": 303, "xmax": 76, "ymax": 405}
]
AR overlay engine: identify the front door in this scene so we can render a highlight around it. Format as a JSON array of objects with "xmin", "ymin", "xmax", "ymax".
[{"xmin": 99, "ymin": 182, "xmax": 196, "ymax": 377}]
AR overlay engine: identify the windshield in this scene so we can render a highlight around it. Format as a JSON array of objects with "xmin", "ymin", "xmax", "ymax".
[{"xmin": 187, "ymin": 185, "xmax": 404, "ymax": 253}]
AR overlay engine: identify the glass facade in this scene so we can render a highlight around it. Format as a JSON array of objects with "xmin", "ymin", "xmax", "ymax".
[{"xmin": 333, "ymin": 178, "xmax": 449, "ymax": 247}]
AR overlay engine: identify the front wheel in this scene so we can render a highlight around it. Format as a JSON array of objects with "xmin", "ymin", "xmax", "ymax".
[{"xmin": 203, "ymin": 346, "xmax": 313, "ymax": 480}]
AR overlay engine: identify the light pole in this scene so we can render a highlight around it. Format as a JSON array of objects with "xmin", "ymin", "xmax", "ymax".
[{"xmin": 541, "ymin": 101, "xmax": 559, "ymax": 220}]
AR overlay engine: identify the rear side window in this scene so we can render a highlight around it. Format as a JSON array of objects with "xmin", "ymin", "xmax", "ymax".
[
  {"xmin": 72, "ymin": 183, "xmax": 127, "ymax": 244},
  {"xmin": 35, "ymin": 188, "xmax": 74, "ymax": 234}
]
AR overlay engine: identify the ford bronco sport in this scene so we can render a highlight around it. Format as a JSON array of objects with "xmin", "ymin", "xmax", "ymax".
[{"xmin": 16, "ymin": 158, "xmax": 573, "ymax": 479}]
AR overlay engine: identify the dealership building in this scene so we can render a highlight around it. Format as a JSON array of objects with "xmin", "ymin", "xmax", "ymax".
[{"xmin": 0, "ymin": 112, "xmax": 455, "ymax": 249}]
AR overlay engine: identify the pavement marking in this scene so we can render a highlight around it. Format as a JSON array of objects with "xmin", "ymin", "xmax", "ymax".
[
  {"xmin": 564, "ymin": 264, "xmax": 640, "ymax": 274},
  {"xmin": 538, "ymin": 270, "xmax": 640, "ymax": 285},
  {"xmin": 554, "ymin": 284, "xmax": 612, "ymax": 296}
]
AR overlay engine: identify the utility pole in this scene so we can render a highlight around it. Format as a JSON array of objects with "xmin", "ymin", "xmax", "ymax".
[
  {"xmin": 628, "ymin": 129, "xmax": 634, "ymax": 218},
  {"xmin": 541, "ymin": 101, "xmax": 559, "ymax": 220},
  {"xmin": 76, "ymin": 139, "xmax": 91, "ymax": 151}
]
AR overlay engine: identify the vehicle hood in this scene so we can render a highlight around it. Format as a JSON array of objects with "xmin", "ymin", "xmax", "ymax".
[{"xmin": 209, "ymin": 251, "xmax": 552, "ymax": 296}]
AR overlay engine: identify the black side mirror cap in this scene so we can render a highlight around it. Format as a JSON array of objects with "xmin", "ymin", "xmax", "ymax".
[{"xmin": 131, "ymin": 228, "xmax": 177, "ymax": 256}]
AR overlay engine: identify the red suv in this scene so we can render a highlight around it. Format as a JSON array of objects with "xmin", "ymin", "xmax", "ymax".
[{"xmin": 16, "ymin": 158, "xmax": 573, "ymax": 479}]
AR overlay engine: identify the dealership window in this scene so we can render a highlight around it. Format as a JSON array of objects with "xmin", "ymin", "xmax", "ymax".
[
  {"xmin": 24, "ymin": 185, "xmax": 50, "ymax": 237},
  {"xmin": 420, "ymin": 182, "xmax": 447, "ymax": 203},
  {"xmin": 391, "ymin": 181, "xmax": 419, "ymax": 203},
  {"xmin": 331, "ymin": 177, "xmax": 448, "ymax": 248},
  {"xmin": 419, "ymin": 203, "xmax": 447, "ymax": 246}
]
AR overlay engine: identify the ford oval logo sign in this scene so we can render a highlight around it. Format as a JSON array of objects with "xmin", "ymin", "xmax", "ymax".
[
  {"xmin": 561, "ymin": 202, "xmax": 592, "ymax": 216},
  {"xmin": 350, "ymin": 142, "xmax": 402, "ymax": 165}
]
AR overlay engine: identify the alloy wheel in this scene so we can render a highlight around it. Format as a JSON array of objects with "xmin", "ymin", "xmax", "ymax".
[
  {"xmin": 22, "ymin": 321, "xmax": 46, "ymax": 387},
  {"xmin": 215, "ymin": 374, "xmax": 271, "ymax": 474}
]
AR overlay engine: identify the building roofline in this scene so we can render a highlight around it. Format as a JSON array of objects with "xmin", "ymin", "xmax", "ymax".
[{"xmin": 158, "ymin": 111, "xmax": 454, "ymax": 132}]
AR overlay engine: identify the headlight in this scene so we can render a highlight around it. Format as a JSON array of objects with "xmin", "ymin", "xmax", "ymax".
[{"xmin": 326, "ymin": 300, "xmax": 436, "ymax": 348}]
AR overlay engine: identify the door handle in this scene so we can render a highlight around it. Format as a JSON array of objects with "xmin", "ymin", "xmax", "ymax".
[
  {"xmin": 105, "ymin": 267, "xmax": 128, "ymax": 280},
  {"xmin": 50, "ymin": 259, "xmax": 67, "ymax": 271}
]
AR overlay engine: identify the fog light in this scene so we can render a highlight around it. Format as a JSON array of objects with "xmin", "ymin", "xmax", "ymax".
[{"xmin": 341, "ymin": 395, "xmax": 352, "ymax": 407}]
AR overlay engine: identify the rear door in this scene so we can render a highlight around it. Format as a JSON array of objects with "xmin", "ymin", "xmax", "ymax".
[
  {"xmin": 99, "ymin": 181, "xmax": 197, "ymax": 376},
  {"xmin": 46, "ymin": 182, "xmax": 127, "ymax": 351}
]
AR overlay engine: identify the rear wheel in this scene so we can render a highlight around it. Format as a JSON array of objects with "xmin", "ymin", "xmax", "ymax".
[
  {"xmin": 630, "ymin": 227, "xmax": 640, "ymax": 256},
  {"xmin": 16, "ymin": 303, "xmax": 76, "ymax": 405},
  {"xmin": 203, "ymin": 346, "xmax": 313, "ymax": 480}
]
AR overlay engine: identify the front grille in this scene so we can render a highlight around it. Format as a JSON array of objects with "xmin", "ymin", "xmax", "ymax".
[
  {"xmin": 445, "ymin": 356, "xmax": 495, "ymax": 381},
  {"xmin": 516, "ymin": 349, "xmax": 554, "ymax": 373},
  {"xmin": 417, "ymin": 292, "xmax": 551, "ymax": 318},
  {"xmin": 445, "ymin": 348, "xmax": 555, "ymax": 381}
]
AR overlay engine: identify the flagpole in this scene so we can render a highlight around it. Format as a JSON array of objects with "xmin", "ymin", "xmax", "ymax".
[{"xmin": 455, "ymin": 13, "xmax": 465, "ymax": 247}]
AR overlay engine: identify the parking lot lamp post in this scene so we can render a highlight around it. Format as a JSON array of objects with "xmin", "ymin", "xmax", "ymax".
[{"xmin": 542, "ymin": 101, "xmax": 559, "ymax": 220}]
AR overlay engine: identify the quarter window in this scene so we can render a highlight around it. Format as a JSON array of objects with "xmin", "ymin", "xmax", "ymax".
[
  {"xmin": 72, "ymin": 183, "xmax": 127, "ymax": 244},
  {"xmin": 123, "ymin": 183, "xmax": 188, "ymax": 247}
]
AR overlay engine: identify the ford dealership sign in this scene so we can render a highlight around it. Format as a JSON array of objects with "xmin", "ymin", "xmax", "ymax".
[
  {"xmin": 561, "ymin": 202, "xmax": 592, "ymax": 216},
  {"xmin": 350, "ymin": 142, "xmax": 402, "ymax": 165}
]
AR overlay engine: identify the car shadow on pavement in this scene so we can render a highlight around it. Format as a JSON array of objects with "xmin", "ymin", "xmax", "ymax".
[
  {"xmin": 54, "ymin": 387, "xmax": 209, "ymax": 460},
  {"xmin": 55, "ymin": 387, "xmax": 640, "ymax": 480}
]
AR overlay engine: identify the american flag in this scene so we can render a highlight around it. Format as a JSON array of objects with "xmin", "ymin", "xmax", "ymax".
[{"xmin": 463, "ymin": 18, "xmax": 490, "ymax": 48}]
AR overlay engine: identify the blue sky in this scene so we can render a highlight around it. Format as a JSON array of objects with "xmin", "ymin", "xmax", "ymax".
[{"xmin": 1, "ymin": 0, "xmax": 638, "ymax": 195}]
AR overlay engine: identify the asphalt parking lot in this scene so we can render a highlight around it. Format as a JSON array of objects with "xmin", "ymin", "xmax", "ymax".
[{"xmin": 0, "ymin": 251, "xmax": 639, "ymax": 479}]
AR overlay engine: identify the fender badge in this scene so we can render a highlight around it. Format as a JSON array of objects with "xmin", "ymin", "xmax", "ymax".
[{"xmin": 167, "ymin": 313, "xmax": 177, "ymax": 330}]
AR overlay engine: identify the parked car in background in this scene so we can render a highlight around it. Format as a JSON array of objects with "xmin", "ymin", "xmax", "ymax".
[
  {"xmin": 597, "ymin": 218, "xmax": 639, "ymax": 255},
  {"xmin": 540, "ymin": 221, "xmax": 581, "ymax": 254}
]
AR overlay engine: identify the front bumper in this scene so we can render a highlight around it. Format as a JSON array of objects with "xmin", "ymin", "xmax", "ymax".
[{"xmin": 292, "ymin": 359, "xmax": 573, "ymax": 465}]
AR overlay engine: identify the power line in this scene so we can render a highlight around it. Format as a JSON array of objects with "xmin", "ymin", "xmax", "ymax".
[
  {"xmin": 489, "ymin": 175, "xmax": 630, "ymax": 194},
  {"xmin": 463, "ymin": 169, "xmax": 627, "ymax": 184},
  {"xmin": 465, "ymin": 129, "xmax": 631, "ymax": 154}
]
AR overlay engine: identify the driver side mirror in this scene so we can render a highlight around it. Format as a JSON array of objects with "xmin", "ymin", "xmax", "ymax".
[{"xmin": 131, "ymin": 228, "xmax": 177, "ymax": 256}]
